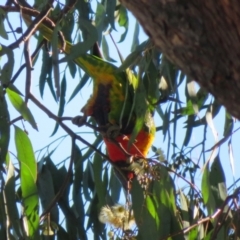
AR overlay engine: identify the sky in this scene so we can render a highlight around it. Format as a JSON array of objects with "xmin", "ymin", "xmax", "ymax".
[{"xmin": 1, "ymin": 0, "xmax": 240, "ymax": 236}]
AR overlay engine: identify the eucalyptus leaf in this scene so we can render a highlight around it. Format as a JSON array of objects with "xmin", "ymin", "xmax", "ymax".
[
  {"xmin": 6, "ymin": 88, "xmax": 38, "ymax": 130},
  {"xmin": 0, "ymin": 92, "xmax": 10, "ymax": 164},
  {"xmin": 14, "ymin": 126, "xmax": 39, "ymax": 237}
]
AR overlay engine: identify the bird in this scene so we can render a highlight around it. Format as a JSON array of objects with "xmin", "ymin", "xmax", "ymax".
[{"xmin": 25, "ymin": 14, "xmax": 156, "ymax": 189}]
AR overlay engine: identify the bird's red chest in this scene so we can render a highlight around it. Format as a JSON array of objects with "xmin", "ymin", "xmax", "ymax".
[{"xmin": 103, "ymin": 130, "xmax": 154, "ymax": 162}]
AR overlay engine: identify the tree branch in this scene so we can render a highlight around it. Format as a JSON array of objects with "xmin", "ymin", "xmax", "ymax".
[
  {"xmin": 7, "ymin": 3, "xmax": 52, "ymax": 50},
  {"xmin": 120, "ymin": 0, "xmax": 240, "ymax": 119},
  {"xmin": 28, "ymin": 93, "xmax": 109, "ymax": 161}
]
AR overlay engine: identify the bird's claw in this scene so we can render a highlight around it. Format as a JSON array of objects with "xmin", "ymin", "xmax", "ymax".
[
  {"xmin": 72, "ymin": 115, "xmax": 87, "ymax": 127},
  {"xmin": 106, "ymin": 124, "xmax": 121, "ymax": 139}
]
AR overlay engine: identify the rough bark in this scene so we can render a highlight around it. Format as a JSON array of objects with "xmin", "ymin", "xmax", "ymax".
[{"xmin": 120, "ymin": 0, "xmax": 240, "ymax": 119}]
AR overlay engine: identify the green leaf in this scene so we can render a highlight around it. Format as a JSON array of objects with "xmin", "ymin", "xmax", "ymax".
[
  {"xmin": 0, "ymin": 10, "xmax": 8, "ymax": 40},
  {"xmin": 146, "ymin": 194, "xmax": 160, "ymax": 226},
  {"xmin": 0, "ymin": 46, "xmax": 14, "ymax": 85},
  {"xmin": 86, "ymin": 194, "xmax": 105, "ymax": 237},
  {"xmin": 45, "ymin": 156, "xmax": 64, "ymax": 194},
  {"xmin": 102, "ymin": 35, "xmax": 116, "ymax": 62},
  {"xmin": 57, "ymin": 225, "xmax": 69, "ymax": 240},
  {"xmin": 131, "ymin": 21, "xmax": 140, "ymax": 52},
  {"xmin": 73, "ymin": 145, "xmax": 83, "ymax": 193},
  {"xmin": 201, "ymin": 163, "xmax": 215, "ymax": 215},
  {"xmin": 5, "ymin": 159, "xmax": 22, "ymax": 238},
  {"xmin": 183, "ymin": 115, "xmax": 195, "ymax": 146},
  {"xmin": 68, "ymin": 60, "xmax": 77, "ymax": 78},
  {"xmin": 109, "ymin": 169, "xmax": 122, "ymax": 203},
  {"xmin": 39, "ymin": 50, "xmax": 52, "ymax": 98},
  {"xmin": 0, "ymin": 190, "xmax": 6, "ymax": 238},
  {"xmin": 223, "ymin": 111, "xmax": 233, "ymax": 137},
  {"xmin": 6, "ymin": 88, "xmax": 38, "ymax": 130},
  {"xmin": 46, "ymin": 74, "xmax": 57, "ymax": 101},
  {"xmin": 72, "ymin": 145, "xmax": 87, "ymax": 239},
  {"xmin": 153, "ymin": 167, "xmax": 184, "ymax": 239},
  {"xmin": 0, "ymin": 92, "xmax": 10, "ymax": 165},
  {"xmin": 179, "ymin": 100, "xmax": 196, "ymax": 116},
  {"xmin": 51, "ymin": 22, "xmax": 60, "ymax": 99},
  {"xmin": 68, "ymin": 73, "xmax": 89, "ymax": 103},
  {"xmin": 92, "ymin": 152, "xmax": 105, "ymax": 207},
  {"xmin": 83, "ymin": 161, "xmax": 95, "ymax": 202},
  {"xmin": 56, "ymin": 166, "xmax": 70, "ymax": 204},
  {"xmin": 95, "ymin": 2, "xmax": 107, "ymax": 45},
  {"xmin": 203, "ymin": 230, "xmax": 213, "ymax": 240},
  {"xmin": 160, "ymin": 54, "xmax": 178, "ymax": 94},
  {"xmin": 106, "ymin": 0, "xmax": 116, "ymax": 30},
  {"xmin": 131, "ymin": 179, "xmax": 150, "ymax": 237},
  {"xmin": 0, "ymin": 44, "xmax": 2, "ymax": 61},
  {"xmin": 142, "ymin": 58, "xmax": 160, "ymax": 112},
  {"xmin": 189, "ymin": 226, "xmax": 199, "ymax": 239},
  {"xmin": 196, "ymin": 87, "xmax": 208, "ymax": 109},
  {"xmin": 138, "ymin": 195, "xmax": 160, "ymax": 240},
  {"xmin": 61, "ymin": 20, "xmax": 98, "ymax": 63},
  {"xmin": 7, "ymin": 83, "xmax": 23, "ymax": 96},
  {"xmin": 61, "ymin": 11, "xmax": 74, "ymax": 43},
  {"xmin": 132, "ymin": 173, "xmax": 183, "ymax": 240},
  {"xmin": 81, "ymin": 134, "xmax": 103, "ymax": 162},
  {"xmin": 37, "ymin": 163, "xmax": 59, "ymax": 222},
  {"xmin": 179, "ymin": 190, "xmax": 190, "ymax": 229},
  {"xmin": 51, "ymin": 74, "xmax": 66, "ymax": 136},
  {"xmin": 129, "ymin": 75, "xmax": 148, "ymax": 147},
  {"xmin": 14, "ymin": 126, "xmax": 39, "ymax": 237},
  {"xmin": 118, "ymin": 40, "xmax": 149, "ymax": 72},
  {"xmin": 118, "ymin": 5, "xmax": 129, "ymax": 42},
  {"xmin": 162, "ymin": 105, "xmax": 171, "ymax": 141},
  {"xmin": 209, "ymin": 155, "xmax": 227, "ymax": 208}
]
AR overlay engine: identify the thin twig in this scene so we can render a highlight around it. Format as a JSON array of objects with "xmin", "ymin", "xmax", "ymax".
[
  {"xmin": 9, "ymin": 116, "xmax": 23, "ymax": 125},
  {"xmin": 109, "ymin": 33, "xmax": 124, "ymax": 63},
  {"xmin": 7, "ymin": 4, "xmax": 52, "ymax": 50},
  {"xmin": 61, "ymin": 116, "xmax": 107, "ymax": 133},
  {"xmin": 54, "ymin": 0, "xmax": 77, "ymax": 22},
  {"xmin": 1, "ymin": 5, "xmax": 66, "ymax": 50},
  {"xmin": 162, "ymin": 209, "xmax": 221, "ymax": 240},
  {"xmin": 150, "ymin": 159, "xmax": 202, "ymax": 199},
  {"xmin": 164, "ymin": 188, "xmax": 240, "ymax": 239},
  {"xmin": 6, "ymin": 14, "xmax": 17, "ymax": 41},
  {"xmin": 211, "ymin": 201, "xmax": 233, "ymax": 239},
  {"xmin": 29, "ymin": 93, "xmax": 109, "ymax": 160},
  {"xmin": 211, "ymin": 188, "xmax": 240, "ymax": 239}
]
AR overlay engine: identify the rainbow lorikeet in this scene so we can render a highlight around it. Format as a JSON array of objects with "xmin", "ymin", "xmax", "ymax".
[
  {"xmin": 24, "ymin": 13, "xmax": 156, "ymax": 187},
  {"xmin": 78, "ymin": 52, "xmax": 156, "ymax": 186}
]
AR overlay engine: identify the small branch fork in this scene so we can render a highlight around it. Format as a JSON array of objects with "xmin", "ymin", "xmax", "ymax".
[
  {"xmin": 7, "ymin": 2, "xmax": 53, "ymax": 50},
  {"xmin": 162, "ymin": 188, "xmax": 240, "ymax": 239},
  {"xmin": 29, "ymin": 93, "xmax": 109, "ymax": 161}
]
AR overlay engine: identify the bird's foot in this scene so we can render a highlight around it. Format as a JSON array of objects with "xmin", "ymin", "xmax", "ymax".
[
  {"xmin": 106, "ymin": 124, "xmax": 121, "ymax": 139},
  {"xmin": 72, "ymin": 115, "xmax": 87, "ymax": 127}
]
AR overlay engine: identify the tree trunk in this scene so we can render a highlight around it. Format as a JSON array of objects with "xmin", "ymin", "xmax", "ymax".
[{"xmin": 120, "ymin": 0, "xmax": 240, "ymax": 119}]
